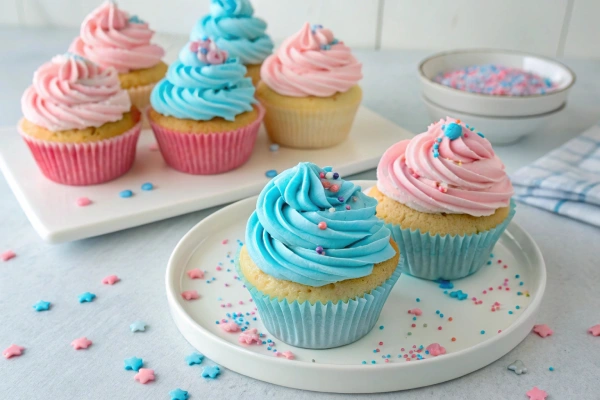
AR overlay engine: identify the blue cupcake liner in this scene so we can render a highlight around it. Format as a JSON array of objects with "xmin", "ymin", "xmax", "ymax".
[
  {"xmin": 235, "ymin": 257, "xmax": 401, "ymax": 349},
  {"xmin": 387, "ymin": 200, "xmax": 516, "ymax": 281}
]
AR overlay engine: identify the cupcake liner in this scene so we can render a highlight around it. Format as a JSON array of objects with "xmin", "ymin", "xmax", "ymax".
[
  {"xmin": 259, "ymin": 97, "xmax": 360, "ymax": 149},
  {"xmin": 387, "ymin": 201, "xmax": 516, "ymax": 281},
  {"xmin": 127, "ymin": 83, "xmax": 155, "ymax": 128},
  {"xmin": 19, "ymin": 120, "xmax": 142, "ymax": 186},
  {"xmin": 147, "ymin": 105, "xmax": 264, "ymax": 175},
  {"xmin": 236, "ymin": 258, "xmax": 401, "ymax": 349}
]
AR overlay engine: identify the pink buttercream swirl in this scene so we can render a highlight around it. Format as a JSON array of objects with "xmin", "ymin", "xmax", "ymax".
[
  {"xmin": 69, "ymin": 1, "xmax": 164, "ymax": 73},
  {"xmin": 377, "ymin": 117, "xmax": 514, "ymax": 217},
  {"xmin": 21, "ymin": 54, "xmax": 131, "ymax": 131},
  {"xmin": 260, "ymin": 22, "xmax": 362, "ymax": 97}
]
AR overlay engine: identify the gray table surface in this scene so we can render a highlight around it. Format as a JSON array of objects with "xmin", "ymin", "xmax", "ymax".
[{"xmin": 1, "ymin": 27, "xmax": 599, "ymax": 399}]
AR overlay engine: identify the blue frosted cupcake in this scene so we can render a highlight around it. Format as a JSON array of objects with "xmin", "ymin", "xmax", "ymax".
[
  {"xmin": 191, "ymin": 0, "xmax": 274, "ymax": 86},
  {"xmin": 237, "ymin": 162, "xmax": 400, "ymax": 349},
  {"xmin": 148, "ymin": 39, "xmax": 264, "ymax": 174}
]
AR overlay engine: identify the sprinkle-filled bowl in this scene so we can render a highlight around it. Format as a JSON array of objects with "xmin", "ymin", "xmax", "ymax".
[
  {"xmin": 419, "ymin": 49, "xmax": 575, "ymax": 117},
  {"xmin": 422, "ymin": 96, "xmax": 566, "ymax": 145}
]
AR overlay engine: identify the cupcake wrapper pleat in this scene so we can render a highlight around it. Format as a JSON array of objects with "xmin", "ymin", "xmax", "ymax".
[
  {"xmin": 147, "ymin": 105, "xmax": 264, "ymax": 175},
  {"xmin": 387, "ymin": 200, "xmax": 516, "ymax": 281},
  {"xmin": 259, "ymin": 99, "xmax": 360, "ymax": 149},
  {"xmin": 19, "ymin": 121, "xmax": 142, "ymax": 186},
  {"xmin": 236, "ymin": 259, "xmax": 401, "ymax": 349}
]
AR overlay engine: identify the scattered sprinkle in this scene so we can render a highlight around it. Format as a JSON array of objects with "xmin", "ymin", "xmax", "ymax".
[
  {"xmin": 134, "ymin": 368, "xmax": 155, "ymax": 384},
  {"xmin": 1, "ymin": 250, "xmax": 16, "ymax": 262},
  {"xmin": 269, "ymin": 144, "xmax": 279, "ymax": 152},
  {"xmin": 124, "ymin": 357, "xmax": 144, "ymax": 371},
  {"xmin": 130, "ymin": 321, "xmax": 147, "ymax": 333},
  {"xmin": 533, "ymin": 324, "xmax": 553, "ymax": 338},
  {"xmin": 169, "ymin": 388, "xmax": 189, "ymax": 400},
  {"xmin": 185, "ymin": 352, "xmax": 204, "ymax": 366},
  {"xmin": 141, "ymin": 182, "xmax": 154, "ymax": 191},
  {"xmin": 2, "ymin": 344, "xmax": 25, "ymax": 359},
  {"xmin": 102, "ymin": 275, "xmax": 120, "ymax": 285},
  {"xmin": 119, "ymin": 190, "xmax": 133, "ymax": 198},
  {"xmin": 32, "ymin": 300, "xmax": 51, "ymax": 312},
  {"xmin": 76, "ymin": 197, "xmax": 92, "ymax": 207},
  {"xmin": 201, "ymin": 365, "xmax": 221, "ymax": 379},
  {"xmin": 187, "ymin": 268, "xmax": 204, "ymax": 279},
  {"xmin": 78, "ymin": 292, "xmax": 96, "ymax": 303},
  {"xmin": 265, "ymin": 169, "xmax": 277, "ymax": 178},
  {"xmin": 508, "ymin": 360, "xmax": 527, "ymax": 375},
  {"xmin": 71, "ymin": 337, "xmax": 92, "ymax": 350},
  {"xmin": 181, "ymin": 290, "xmax": 200, "ymax": 301}
]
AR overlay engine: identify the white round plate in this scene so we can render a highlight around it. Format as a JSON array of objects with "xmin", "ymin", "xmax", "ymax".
[{"xmin": 166, "ymin": 181, "xmax": 546, "ymax": 393}]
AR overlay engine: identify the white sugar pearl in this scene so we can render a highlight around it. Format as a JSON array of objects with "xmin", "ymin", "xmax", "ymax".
[
  {"xmin": 325, "ymin": 172, "xmax": 334, "ymax": 179},
  {"xmin": 328, "ymin": 207, "xmax": 335, "ymax": 213}
]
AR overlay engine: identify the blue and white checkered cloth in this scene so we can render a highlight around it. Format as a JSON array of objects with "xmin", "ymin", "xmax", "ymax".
[{"xmin": 511, "ymin": 124, "xmax": 600, "ymax": 227}]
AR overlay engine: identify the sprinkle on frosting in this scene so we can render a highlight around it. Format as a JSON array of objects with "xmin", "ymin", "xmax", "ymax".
[
  {"xmin": 377, "ymin": 117, "xmax": 514, "ymax": 216},
  {"xmin": 190, "ymin": 0, "xmax": 274, "ymax": 65},
  {"xmin": 150, "ymin": 40, "xmax": 256, "ymax": 121},
  {"xmin": 69, "ymin": 1, "xmax": 164, "ymax": 73},
  {"xmin": 245, "ymin": 162, "xmax": 395, "ymax": 287},
  {"xmin": 260, "ymin": 22, "xmax": 362, "ymax": 97},
  {"xmin": 21, "ymin": 54, "xmax": 131, "ymax": 131}
]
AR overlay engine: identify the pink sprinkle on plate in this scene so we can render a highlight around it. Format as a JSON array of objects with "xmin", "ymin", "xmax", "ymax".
[{"xmin": 76, "ymin": 197, "xmax": 92, "ymax": 207}]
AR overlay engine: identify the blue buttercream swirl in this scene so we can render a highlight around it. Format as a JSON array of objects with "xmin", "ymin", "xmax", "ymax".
[
  {"xmin": 190, "ymin": 0, "xmax": 274, "ymax": 65},
  {"xmin": 245, "ymin": 162, "xmax": 396, "ymax": 287},
  {"xmin": 150, "ymin": 42, "xmax": 256, "ymax": 121}
]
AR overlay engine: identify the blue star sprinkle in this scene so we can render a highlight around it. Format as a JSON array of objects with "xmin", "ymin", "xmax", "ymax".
[
  {"xmin": 185, "ymin": 352, "xmax": 204, "ymax": 366},
  {"xmin": 444, "ymin": 123, "xmax": 463, "ymax": 140},
  {"xmin": 124, "ymin": 357, "xmax": 144, "ymax": 371},
  {"xmin": 169, "ymin": 388, "xmax": 189, "ymax": 400},
  {"xmin": 130, "ymin": 321, "xmax": 147, "ymax": 333},
  {"xmin": 449, "ymin": 290, "xmax": 468, "ymax": 300},
  {"xmin": 437, "ymin": 280, "xmax": 454, "ymax": 289},
  {"xmin": 32, "ymin": 300, "xmax": 51, "ymax": 312},
  {"xmin": 78, "ymin": 292, "xmax": 96, "ymax": 303},
  {"xmin": 201, "ymin": 365, "xmax": 221, "ymax": 379}
]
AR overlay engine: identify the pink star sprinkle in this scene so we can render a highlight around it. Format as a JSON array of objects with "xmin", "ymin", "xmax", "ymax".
[
  {"xmin": 533, "ymin": 324, "xmax": 553, "ymax": 338},
  {"xmin": 222, "ymin": 239, "xmax": 228, "ymax": 245},
  {"xmin": 220, "ymin": 321, "xmax": 240, "ymax": 333},
  {"xmin": 588, "ymin": 324, "xmax": 600, "ymax": 336},
  {"xmin": 76, "ymin": 197, "xmax": 92, "ymax": 207},
  {"xmin": 238, "ymin": 328, "xmax": 261, "ymax": 345},
  {"xmin": 187, "ymin": 269, "xmax": 204, "ymax": 279},
  {"xmin": 134, "ymin": 368, "xmax": 155, "ymax": 384},
  {"xmin": 526, "ymin": 387, "xmax": 548, "ymax": 400},
  {"xmin": 101, "ymin": 275, "xmax": 120, "ymax": 285},
  {"xmin": 1, "ymin": 250, "xmax": 16, "ymax": 262},
  {"xmin": 426, "ymin": 343, "xmax": 446, "ymax": 356},
  {"xmin": 71, "ymin": 337, "xmax": 92, "ymax": 350},
  {"xmin": 276, "ymin": 351, "xmax": 294, "ymax": 360},
  {"xmin": 181, "ymin": 290, "xmax": 200, "ymax": 301},
  {"xmin": 408, "ymin": 308, "xmax": 422, "ymax": 316},
  {"xmin": 3, "ymin": 344, "xmax": 25, "ymax": 359}
]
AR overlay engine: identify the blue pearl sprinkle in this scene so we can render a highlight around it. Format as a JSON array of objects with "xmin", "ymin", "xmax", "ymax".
[
  {"xmin": 477, "ymin": 132, "xmax": 485, "ymax": 138},
  {"xmin": 480, "ymin": 330, "xmax": 486, "ymax": 334},
  {"xmin": 437, "ymin": 137, "xmax": 442, "ymax": 143},
  {"xmin": 119, "ymin": 190, "xmax": 133, "ymax": 198},
  {"xmin": 444, "ymin": 123, "xmax": 463, "ymax": 140},
  {"xmin": 200, "ymin": 48, "xmax": 208, "ymax": 55},
  {"xmin": 265, "ymin": 169, "xmax": 277, "ymax": 178},
  {"xmin": 141, "ymin": 182, "xmax": 153, "ymax": 191}
]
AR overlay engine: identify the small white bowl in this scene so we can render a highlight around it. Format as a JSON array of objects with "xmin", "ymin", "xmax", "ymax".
[
  {"xmin": 422, "ymin": 95, "xmax": 565, "ymax": 145},
  {"xmin": 419, "ymin": 49, "xmax": 575, "ymax": 117}
]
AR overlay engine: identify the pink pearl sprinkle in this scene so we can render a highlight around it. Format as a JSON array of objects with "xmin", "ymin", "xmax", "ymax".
[
  {"xmin": 318, "ymin": 222, "xmax": 327, "ymax": 230},
  {"xmin": 464, "ymin": 133, "xmax": 469, "ymax": 137},
  {"xmin": 412, "ymin": 345, "xmax": 416, "ymax": 348},
  {"xmin": 220, "ymin": 304, "xmax": 225, "ymax": 308},
  {"xmin": 227, "ymin": 303, "xmax": 232, "ymax": 307},
  {"xmin": 498, "ymin": 330, "xmax": 502, "ymax": 333},
  {"xmin": 319, "ymin": 172, "xmax": 325, "ymax": 178},
  {"xmin": 330, "ymin": 184, "xmax": 340, "ymax": 193},
  {"xmin": 401, "ymin": 348, "xmax": 405, "ymax": 352},
  {"xmin": 385, "ymin": 359, "xmax": 389, "ymax": 363},
  {"xmin": 239, "ymin": 301, "xmax": 244, "ymax": 305},
  {"xmin": 76, "ymin": 197, "xmax": 92, "ymax": 207},
  {"xmin": 224, "ymin": 283, "xmax": 229, "ymax": 287},
  {"xmin": 222, "ymin": 239, "xmax": 228, "ymax": 245},
  {"xmin": 409, "ymin": 350, "xmax": 413, "ymax": 354},
  {"xmin": 483, "ymin": 290, "xmax": 487, "ymax": 294},
  {"xmin": 379, "ymin": 342, "xmax": 383, "ymax": 345},
  {"xmin": 321, "ymin": 179, "xmax": 332, "ymax": 189},
  {"xmin": 345, "ymin": 205, "xmax": 351, "ymax": 210},
  {"xmin": 216, "ymin": 266, "xmax": 222, "ymax": 271},
  {"xmin": 472, "ymin": 297, "xmax": 477, "ymax": 301}
]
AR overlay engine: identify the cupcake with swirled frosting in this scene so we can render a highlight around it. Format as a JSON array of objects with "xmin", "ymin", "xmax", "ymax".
[
  {"xmin": 69, "ymin": 1, "xmax": 167, "ymax": 112},
  {"xmin": 19, "ymin": 53, "xmax": 142, "ymax": 185},
  {"xmin": 148, "ymin": 39, "xmax": 264, "ymax": 175},
  {"xmin": 257, "ymin": 22, "xmax": 363, "ymax": 149},
  {"xmin": 191, "ymin": 0, "xmax": 273, "ymax": 86},
  {"xmin": 237, "ymin": 162, "xmax": 400, "ymax": 349},
  {"xmin": 372, "ymin": 118, "xmax": 515, "ymax": 280}
]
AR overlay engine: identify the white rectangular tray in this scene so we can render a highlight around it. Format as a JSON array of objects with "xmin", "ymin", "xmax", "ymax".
[{"xmin": 0, "ymin": 107, "xmax": 412, "ymax": 243}]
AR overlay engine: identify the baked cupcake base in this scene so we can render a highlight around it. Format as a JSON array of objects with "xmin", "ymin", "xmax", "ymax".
[
  {"xmin": 237, "ymin": 242, "xmax": 400, "ymax": 349},
  {"xmin": 256, "ymin": 83, "xmax": 362, "ymax": 149},
  {"xmin": 19, "ymin": 108, "xmax": 142, "ymax": 186},
  {"xmin": 147, "ymin": 104, "xmax": 264, "ymax": 175},
  {"xmin": 370, "ymin": 186, "xmax": 516, "ymax": 280},
  {"xmin": 245, "ymin": 64, "xmax": 262, "ymax": 87}
]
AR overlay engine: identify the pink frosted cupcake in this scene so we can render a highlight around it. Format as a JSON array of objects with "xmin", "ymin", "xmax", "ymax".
[
  {"xmin": 69, "ymin": 1, "xmax": 167, "ymax": 111},
  {"xmin": 19, "ymin": 53, "xmax": 141, "ymax": 186},
  {"xmin": 147, "ymin": 39, "xmax": 263, "ymax": 175},
  {"xmin": 256, "ymin": 23, "xmax": 362, "ymax": 149}
]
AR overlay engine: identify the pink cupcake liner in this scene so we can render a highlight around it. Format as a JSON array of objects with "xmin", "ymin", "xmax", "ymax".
[
  {"xmin": 147, "ymin": 105, "xmax": 264, "ymax": 175},
  {"xmin": 19, "ymin": 121, "xmax": 142, "ymax": 186}
]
